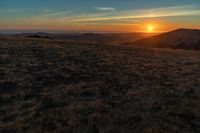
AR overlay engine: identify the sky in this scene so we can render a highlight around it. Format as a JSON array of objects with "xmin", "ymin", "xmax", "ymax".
[{"xmin": 0, "ymin": 0, "xmax": 200, "ymax": 32}]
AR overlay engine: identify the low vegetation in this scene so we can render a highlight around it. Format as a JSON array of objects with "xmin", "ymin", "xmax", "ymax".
[{"xmin": 0, "ymin": 36, "xmax": 200, "ymax": 133}]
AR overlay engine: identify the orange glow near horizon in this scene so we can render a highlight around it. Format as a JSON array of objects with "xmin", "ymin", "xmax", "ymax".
[
  {"xmin": 147, "ymin": 25, "xmax": 154, "ymax": 32},
  {"xmin": 0, "ymin": 20, "xmax": 199, "ymax": 33}
]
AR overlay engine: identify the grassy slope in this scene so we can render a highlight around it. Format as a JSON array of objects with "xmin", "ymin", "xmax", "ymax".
[{"xmin": 1, "ymin": 36, "xmax": 200, "ymax": 133}]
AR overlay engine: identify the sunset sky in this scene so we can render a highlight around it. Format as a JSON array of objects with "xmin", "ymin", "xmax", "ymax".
[{"xmin": 0, "ymin": 0, "xmax": 200, "ymax": 33}]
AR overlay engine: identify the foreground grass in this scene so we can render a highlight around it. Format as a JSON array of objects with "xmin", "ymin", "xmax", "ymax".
[{"xmin": 0, "ymin": 36, "xmax": 200, "ymax": 133}]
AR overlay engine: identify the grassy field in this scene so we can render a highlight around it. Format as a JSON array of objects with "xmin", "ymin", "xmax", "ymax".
[{"xmin": 1, "ymin": 36, "xmax": 200, "ymax": 133}]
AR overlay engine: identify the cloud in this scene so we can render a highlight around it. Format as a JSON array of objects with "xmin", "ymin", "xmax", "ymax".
[
  {"xmin": 73, "ymin": 5, "xmax": 200, "ymax": 23},
  {"xmin": 6, "ymin": 5, "xmax": 200, "ymax": 28},
  {"xmin": 45, "ymin": 11, "xmax": 74, "ymax": 17},
  {"xmin": 94, "ymin": 7, "xmax": 115, "ymax": 11},
  {"xmin": 41, "ymin": 9, "xmax": 54, "ymax": 13}
]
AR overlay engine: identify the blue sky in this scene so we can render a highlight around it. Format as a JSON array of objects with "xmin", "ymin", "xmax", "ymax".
[
  {"xmin": 0, "ymin": 0, "xmax": 199, "ymax": 32},
  {"xmin": 1, "ymin": 0, "xmax": 199, "ymax": 10}
]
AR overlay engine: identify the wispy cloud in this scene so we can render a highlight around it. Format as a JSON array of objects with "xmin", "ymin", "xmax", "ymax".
[
  {"xmin": 74, "ymin": 5, "xmax": 200, "ymax": 23},
  {"xmin": 3, "ymin": 5, "xmax": 200, "ymax": 28},
  {"xmin": 94, "ymin": 7, "xmax": 115, "ymax": 11},
  {"xmin": 41, "ymin": 9, "xmax": 54, "ymax": 13},
  {"xmin": 43, "ymin": 10, "xmax": 75, "ymax": 17}
]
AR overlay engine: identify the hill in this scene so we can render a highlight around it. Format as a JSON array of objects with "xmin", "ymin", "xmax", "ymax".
[
  {"xmin": 16, "ymin": 32, "xmax": 156, "ymax": 45},
  {"xmin": 0, "ymin": 36, "xmax": 200, "ymax": 132},
  {"xmin": 126, "ymin": 29, "xmax": 200, "ymax": 50}
]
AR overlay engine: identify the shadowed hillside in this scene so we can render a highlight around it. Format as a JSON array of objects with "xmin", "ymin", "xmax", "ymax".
[
  {"xmin": 0, "ymin": 36, "xmax": 200, "ymax": 133},
  {"xmin": 126, "ymin": 29, "xmax": 200, "ymax": 50},
  {"xmin": 16, "ymin": 32, "xmax": 156, "ymax": 45}
]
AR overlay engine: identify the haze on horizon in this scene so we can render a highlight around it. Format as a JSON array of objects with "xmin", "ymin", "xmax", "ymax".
[{"xmin": 0, "ymin": 0, "xmax": 200, "ymax": 33}]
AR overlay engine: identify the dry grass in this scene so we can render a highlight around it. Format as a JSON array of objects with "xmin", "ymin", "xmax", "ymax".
[{"xmin": 0, "ymin": 36, "xmax": 200, "ymax": 133}]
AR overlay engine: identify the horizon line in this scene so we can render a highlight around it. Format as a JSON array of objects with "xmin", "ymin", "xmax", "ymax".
[{"xmin": 0, "ymin": 28, "xmax": 199, "ymax": 34}]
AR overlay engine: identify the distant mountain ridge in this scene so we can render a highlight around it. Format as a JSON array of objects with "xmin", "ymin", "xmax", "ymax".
[
  {"xmin": 16, "ymin": 32, "xmax": 156, "ymax": 45},
  {"xmin": 126, "ymin": 29, "xmax": 200, "ymax": 50}
]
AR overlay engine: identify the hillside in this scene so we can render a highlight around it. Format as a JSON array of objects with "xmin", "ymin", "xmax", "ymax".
[
  {"xmin": 16, "ymin": 32, "xmax": 156, "ymax": 45},
  {"xmin": 1, "ymin": 36, "xmax": 200, "ymax": 133},
  {"xmin": 126, "ymin": 29, "xmax": 200, "ymax": 50}
]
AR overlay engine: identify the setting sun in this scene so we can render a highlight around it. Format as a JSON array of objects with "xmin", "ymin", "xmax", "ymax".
[{"xmin": 147, "ymin": 25, "xmax": 154, "ymax": 32}]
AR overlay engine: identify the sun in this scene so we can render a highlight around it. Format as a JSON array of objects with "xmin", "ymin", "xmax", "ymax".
[{"xmin": 147, "ymin": 25, "xmax": 154, "ymax": 32}]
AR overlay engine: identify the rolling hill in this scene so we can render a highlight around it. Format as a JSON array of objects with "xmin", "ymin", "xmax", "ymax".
[
  {"xmin": 126, "ymin": 29, "xmax": 200, "ymax": 50},
  {"xmin": 1, "ymin": 35, "xmax": 200, "ymax": 132},
  {"xmin": 15, "ymin": 32, "xmax": 156, "ymax": 45}
]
